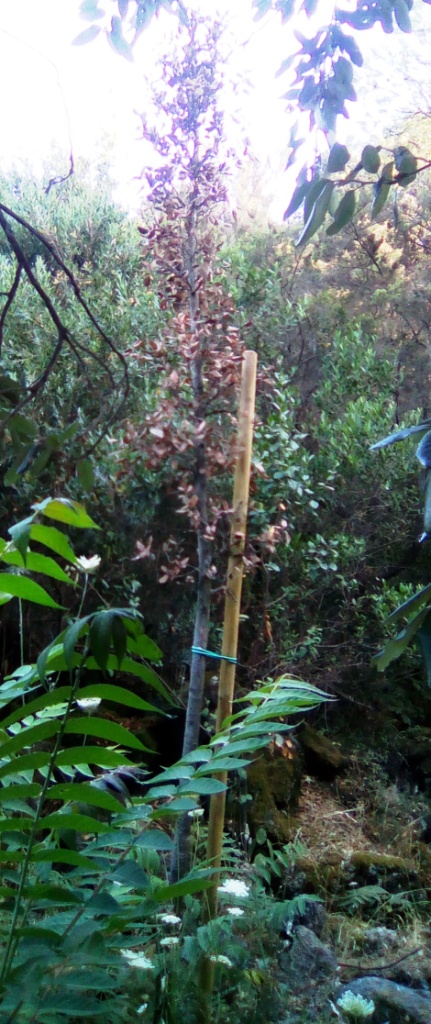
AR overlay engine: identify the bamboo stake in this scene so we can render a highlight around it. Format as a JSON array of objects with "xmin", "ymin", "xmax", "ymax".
[{"xmin": 198, "ymin": 349, "xmax": 257, "ymax": 1020}]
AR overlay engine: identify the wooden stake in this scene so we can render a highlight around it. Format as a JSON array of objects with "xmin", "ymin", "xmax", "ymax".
[{"xmin": 198, "ymin": 349, "xmax": 257, "ymax": 1019}]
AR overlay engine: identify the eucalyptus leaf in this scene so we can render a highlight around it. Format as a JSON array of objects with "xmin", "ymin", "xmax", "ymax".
[
  {"xmin": 327, "ymin": 142, "xmax": 350, "ymax": 173},
  {"xmin": 371, "ymin": 420, "xmax": 431, "ymax": 450},
  {"xmin": 373, "ymin": 607, "xmax": 430, "ymax": 671},
  {"xmin": 424, "ymin": 472, "xmax": 431, "ymax": 536},
  {"xmin": 361, "ymin": 145, "xmax": 380, "ymax": 174},
  {"xmin": 416, "ymin": 431, "xmax": 431, "ymax": 468},
  {"xmin": 72, "ymin": 25, "xmax": 102, "ymax": 45},
  {"xmin": 393, "ymin": 0, "xmax": 411, "ymax": 31},
  {"xmin": 371, "ymin": 161, "xmax": 393, "ymax": 219},
  {"xmin": 417, "ymin": 613, "xmax": 431, "ymax": 686},
  {"xmin": 326, "ymin": 189, "xmax": 356, "ymax": 235},
  {"xmin": 296, "ymin": 182, "xmax": 334, "ymax": 246}
]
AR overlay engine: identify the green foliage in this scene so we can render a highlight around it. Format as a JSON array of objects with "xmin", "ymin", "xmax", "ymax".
[
  {"xmin": 73, "ymin": 0, "xmax": 186, "ymax": 53},
  {"xmin": 0, "ymin": 500, "xmax": 327, "ymax": 1021}
]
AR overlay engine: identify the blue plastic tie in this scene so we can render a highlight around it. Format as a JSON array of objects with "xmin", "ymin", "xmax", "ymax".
[{"xmin": 191, "ymin": 645, "xmax": 237, "ymax": 665}]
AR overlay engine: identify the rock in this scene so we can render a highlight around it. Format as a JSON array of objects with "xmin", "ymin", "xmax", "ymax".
[
  {"xmin": 298, "ymin": 724, "xmax": 349, "ymax": 779},
  {"xmin": 337, "ymin": 976, "xmax": 431, "ymax": 1023},
  {"xmin": 279, "ymin": 925, "xmax": 338, "ymax": 993},
  {"xmin": 291, "ymin": 898, "xmax": 326, "ymax": 938},
  {"xmin": 363, "ymin": 926, "xmax": 399, "ymax": 954}
]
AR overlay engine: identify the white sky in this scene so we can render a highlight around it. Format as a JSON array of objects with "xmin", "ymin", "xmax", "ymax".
[{"xmin": 0, "ymin": 0, "xmax": 430, "ymax": 220}]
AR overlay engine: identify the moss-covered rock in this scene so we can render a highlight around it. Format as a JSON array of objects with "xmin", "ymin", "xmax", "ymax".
[{"xmin": 246, "ymin": 734, "xmax": 303, "ymax": 844}]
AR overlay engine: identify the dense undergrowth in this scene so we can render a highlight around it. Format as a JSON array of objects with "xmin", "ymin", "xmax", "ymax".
[{"xmin": 1, "ymin": 145, "xmax": 431, "ymax": 1021}]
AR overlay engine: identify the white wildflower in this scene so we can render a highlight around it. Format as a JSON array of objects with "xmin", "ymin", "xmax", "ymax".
[
  {"xmin": 76, "ymin": 697, "xmax": 102, "ymax": 714},
  {"xmin": 120, "ymin": 950, "xmax": 154, "ymax": 970},
  {"xmin": 187, "ymin": 807, "xmax": 204, "ymax": 818},
  {"xmin": 76, "ymin": 554, "xmax": 101, "ymax": 574},
  {"xmin": 217, "ymin": 878, "xmax": 250, "ymax": 899},
  {"xmin": 209, "ymin": 954, "xmax": 232, "ymax": 967},
  {"xmin": 157, "ymin": 913, "xmax": 181, "ymax": 926},
  {"xmin": 159, "ymin": 936, "xmax": 180, "ymax": 947},
  {"xmin": 226, "ymin": 906, "xmax": 244, "ymax": 917},
  {"xmin": 336, "ymin": 991, "xmax": 375, "ymax": 1019}
]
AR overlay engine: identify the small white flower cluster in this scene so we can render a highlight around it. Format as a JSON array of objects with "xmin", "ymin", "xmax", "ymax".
[
  {"xmin": 209, "ymin": 954, "xmax": 232, "ymax": 967},
  {"xmin": 76, "ymin": 697, "xmax": 102, "ymax": 714},
  {"xmin": 217, "ymin": 878, "xmax": 250, "ymax": 899},
  {"xmin": 336, "ymin": 990, "xmax": 375, "ymax": 1020},
  {"xmin": 157, "ymin": 913, "xmax": 181, "ymax": 926},
  {"xmin": 120, "ymin": 950, "xmax": 154, "ymax": 971},
  {"xmin": 75, "ymin": 554, "xmax": 101, "ymax": 574}
]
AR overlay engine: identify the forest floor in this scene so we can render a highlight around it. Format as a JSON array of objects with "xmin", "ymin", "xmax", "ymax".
[{"xmin": 289, "ymin": 758, "xmax": 431, "ymax": 994}]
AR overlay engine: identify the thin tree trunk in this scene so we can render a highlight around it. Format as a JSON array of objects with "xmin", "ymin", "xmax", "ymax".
[{"xmin": 170, "ymin": 194, "xmax": 213, "ymax": 882}]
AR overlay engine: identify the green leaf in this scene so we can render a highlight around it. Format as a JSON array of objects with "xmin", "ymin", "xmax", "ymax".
[
  {"xmin": 327, "ymin": 143, "xmax": 350, "ymax": 173},
  {"xmin": 393, "ymin": 0, "xmax": 411, "ymax": 31},
  {"xmin": 8, "ymin": 517, "xmax": 33, "ymax": 564},
  {"xmin": 417, "ymin": 612, "xmax": 431, "ymax": 686},
  {"xmin": 371, "ymin": 161, "xmax": 394, "ymax": 219},
  {"xmin": 125, "ymin": 631, "xmax": 163, "ymax": 662},
  {"xmin": 1, "ymin": 688, "xmax": 72, "ymax": 728},
  {"xmin": 77, "ymin": 683, "xmax": 165, "ymax": 713},
  {"xmin": 76, "ymin": 459, "xmax": 95, "ymax": 493},
  {"xmin": 196, "ymin": 756, "xmax": 248, "ymax": 772},
  {"xmin": 178, "ymin": 777, "xmax": 226, "ymax": 795},
  {"xmin": 135, "ymin": 830, "xmax": 174, "ymax": 850},
  {"xmin": 32, "ymin": 498, "xmax": 99, "ymax": 530},
  {"xmin": 109, "ymin": 860, "xmax": 149, "ymax": 887},
  {"xmin": 0, "ymin": 573, "xmax": 63, "ymax": 608},
  {"xmin": 283, "ymin": 181, "xmax": 310, "ymax": 221},
  {"xmin": 0, "ymin": 783, "xmax": 41, "ymax": 801},
  {"xmin": 63, "ymin": 617, "xmax": 91, "ymax": 671},
  {"xmin": 373, "ymin": 607, "xmax": 430, "ymax": 671},
  {"xmin": 55, "ymin": 747, "xmax": 134, "ymax": 769},
  {"xmin": 303, "ymin": 178, "xmax": 329, "ymax": 222},
  {"xmin": 424, "ymin": 472, "xmax": 431, "ymax": 535},
  {"xmin": 416, "ymin": 431, "xmax": 431, "ymax": 468},
  {"xmin": 394, "ymin": 145, "xmax": 417, "ymax": 186},
  {"xmin": 0, "ymin": 543, "xmax": 74, "ymax": 585},
  {"xmin": 48, "ymin": 782, "xmax": 126, "ymax": 813},
  {"xmin": 154, "ymin": 871, "xmax": 214, "ymax": 900},
  {"xmin": 79, "ymin": 1, "xmax": 106, "ymax": 20},
  {"xmin": 296, "ymin": 181, "xmax": 334, "ymax": 246},
  {"xmin": 31, "ymin": 849, "xmax": 96, "ymax": 868},
  {"xmin": 111, "ymin": 615, "xmax": 127, "ymax": 668},
  {"xmin": 89, "ymin": 611, "xmax": 116, "ymax": 672},
  {"xmin": 108, "ymin": 15, "xmax": 134, "ymax": 60},
  {"xmin": 0, "ymin": 720, "xmax": 59, "ymax": 758},
  {"xmin": 361, "ymin": 145, "xmax": 381, "ymax": 174},
  {"xmin": 64, "ymin": 716, "xmax": 148, "ymax": 751},
  {"xmin": 371, "ymin": 420, "xmax": 431, "ymax": 449},
  {"xmin": 29, "ymin": 523, "xmax": 77, "ymax": 564},
  {"xmin": 387, "ymin": 584, "xmax": 431, "ymax": 624},
  {"xmin": 326, "ymin": 189, "xmax": 356, "ymax": 235},
  {"xmin": 73, "ymin": 25, "xmax": 102, "ymax": 45},
  {"xmin": 43, "ymin": 812, "xmax": 110, "ymax": 833},
  {"xmin": 0, "ymin": 751, "xmax": 51, "ymax": 779},
  {"xmin": 86, "ymin": 655, "xmax": 169, "ymax": 697}
]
